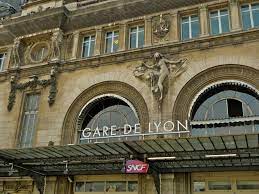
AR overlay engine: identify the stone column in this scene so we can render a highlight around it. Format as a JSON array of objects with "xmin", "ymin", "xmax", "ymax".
[
  {"xmin": 199, "ymin": 4, "xmax": 209, "ymax": 37},
  {"xmin": 119, "ymin": 22, "xmax": 127, "ymax": 51},
  {"xmin": 169, "ymin": 10, "xmax": 180, "ymax": 42},
  {"xmin": 94, "ymin": 27, "xmax": 103, "ymax": 55},
  {"xmin": 144, "ymin": 16, "xmax": 152, "ymax": 47},
  {"xmin": 229, "ymin": 0, "xmax": 242, "ymax": 31},
  {"xmin": 71, "ymin": 30, "xmax": 80, "ymax": 59}
]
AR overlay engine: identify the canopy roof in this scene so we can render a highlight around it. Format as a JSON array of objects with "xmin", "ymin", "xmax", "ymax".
[{"xmin": 0, "ymin": 133, "xmax": 258, "ymax": 176}]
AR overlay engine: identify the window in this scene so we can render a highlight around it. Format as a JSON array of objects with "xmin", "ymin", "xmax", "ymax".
[
  {"xmin": 82, "ymin": 35, "xmax": 95, "ymax": 58},
  {"xmin": 190, "ymin": 82, "xmax": 259, "ymax": 136},
  {"xmin": 193, "ymin": 181, "xmax": 205, "ymax": 192},
  {"xmin": 208, "ymin": 181, "xmax": 232, "ymax": 190},
  {"xmin": 237, "ymin": 180, "xmax": 259, "ymax": 190},
  {"xmin": 78, "ymin": 96, "xmax": 139, "ymax": 144},
  {"xmin": 241, "ymin": 3, "xmax": 259, "ymax": 30},
  {"xmin": 210, "ymin": 9, "xmax": 230, "ymax": 35},
  {"xmin": 75, "ymin": 181, "xmax": 138, "ymax": 193},
  {"xmin": 19, "ymin": 94, "xmax": 40, "ymax": 148},
  {"xmin": 181, "ymin": 15, "xmax": 200, "ymax": 40},
  {"xmin": 129, "ymin": 26, "xmax": 144, "ymax": 49},
  {"xmin": 0, "ymin": 53, "xmax": 6, "ymax": 71},
  {"xmin": 105, "ymin": 31, "xmax": 119, "ymax": 53}
]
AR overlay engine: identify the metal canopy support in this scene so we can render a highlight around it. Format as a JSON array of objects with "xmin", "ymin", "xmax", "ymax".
[{"xmin": 149, "ymin": 163, "xmax": 161, "ymax": 194}]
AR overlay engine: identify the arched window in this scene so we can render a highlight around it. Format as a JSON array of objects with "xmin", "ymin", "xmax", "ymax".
[
  {"xmin": 78, "ymin": 95, "xmax": 139, "ymax": 144},
  {"xmin": 190, "ymin": 82, "xmax": 259, "ymax": 136}
]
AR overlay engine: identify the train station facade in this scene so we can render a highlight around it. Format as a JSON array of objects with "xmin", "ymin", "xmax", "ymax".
[{"xmin": 0, "ymin": 0, "xmax": 258, "ymax": 194}]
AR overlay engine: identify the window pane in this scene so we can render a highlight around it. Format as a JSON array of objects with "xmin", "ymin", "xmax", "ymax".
[
  {"xmin": 210, "ymin": 11, "xmax": 218, "ymax": 17},
  {"xmin": 208, "ymin": 181, "xmax": 231, "ymax": 190},
  {"xmin": 241, "ymin": 5, "xmax": 249, "ymax": 12},
  {"xmin": 211, "ymin": 17, "xmax": 219, "ymax": 35},
  {"xmin": 242, "ymin": 11, "xmax": 252, "ymax": 30},
  {"xmin": 182, "ymin": 23, "xmax": 190, "ymax": 40},
  {"xmin": 90, "ymin": 39, "xmax": 95, "ymax": 56},
  {"xmin": 106, "ymin": 181, "xmax": 126, "ymax": 192},
  {"xmin": 253, "ymin": 9, "xmax": 259, "ymax": 27},
  {"xmin": 113, "ymin": 35, "xmax": 119, "ymax": 52},
  {"xmin": 194, "ymin": 181, "xmax": 205, "ymax": 192},
  {"xmin": 221, "ymin": 15, "xmax": 230, "ymax": 33},
  {"xmin": 237, "ymin": 180, "xmax": 259, "ymax": 190},
  {"xmin": 130, "ymin": 32, "xmax": 137, "ymax": 49},
  {"xmin": 227, "ymin": 99, "xmax": 243, "ymax": 117},
  {"xmin": 75, "ymin": 182, "xmax": 85, "ymax": 192},
  {"xmin": 85, "ymin": 182, "xmax": 105, "ymax": 192},
  {"xmin": 192, "ymin": 21, "xmax": 200, "ymax": 38},
  {"xmin": 128, "ymin": 181, "xmax": 138, "ymax": 192},
  {"xmin": 191, "ymin": 15, "xmax": 199, "ymax": 21},
  {"xmin": 138, "ymin": 30, "xmax": 144, "ymax": 48},
  {"xmin": 130, "ymin": 27, "xmax": 137, "ymax": 33},
  {"xmin": 213, "ymin": 100, "xmax": 228, "ymax": 119},
  {"xmin": 82, "ymin": 42, "xmax": 89, "ymax": 57},
  {"xmin": 220, "ymin": 9, "xmax": 228, "ymax": 15},
  {"xmin": 105, "ymin": 37, "xmax": 112, "ymax": 53},
  {"xmin": 182, "ymin": 16, "xmax": 189, "ymax": 23}
]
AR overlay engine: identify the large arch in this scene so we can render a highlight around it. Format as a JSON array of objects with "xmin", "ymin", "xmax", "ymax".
[
  {"xmin": 61, "ymin": 81, "xmax": 149, "ymax": 145},
  {"xmin": 172, "ymin": 64, "xmax": 259, "ymax": 122}
]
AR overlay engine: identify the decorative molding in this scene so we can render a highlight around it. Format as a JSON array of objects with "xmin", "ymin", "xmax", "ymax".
[
  {"xmin": 133, "ymin": 52, "xmax": 187, "ymax": 103},
  {"xmin": 153, "ymin": 14, "xmax": 170, "ymax": 41},
  {"xmin": 7, "ymin": 65, "xmax": 59, "ymax": 111},
  {"xmin": 61, "ymin": 81, "xmax": 149, "ymax": 145}
]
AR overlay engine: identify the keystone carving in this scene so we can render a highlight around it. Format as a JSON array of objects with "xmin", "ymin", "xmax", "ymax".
[
  {"xmin": 133, "ymin": 52, "xmax": 187, "ymax": 103},
  {"xmin": 7, "ymin": 66, "xmax": 58, "ymax": 111},
  {"xmin": 153, "ymin": 14, "xmax": 170, "ymax": 39}
]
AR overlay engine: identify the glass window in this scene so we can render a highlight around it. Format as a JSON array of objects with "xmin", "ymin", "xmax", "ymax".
[
  {"xmin": 241, "ymin": 3, "xmax": 259, "ymax": 30},
  {"xmin": 106, "ymin": 181, "xmax": 126, "ymax": 192},
  {"xmin": 210, "ymin": 9, "xmax": 230, "ymax": 35},
  {"xmin": 82, "ymin": 35, "xmax": 95, "ymax": 58},
  {"xmin": 128, "ymin": 181, "xmax": 138, "ymax": 192},
  {"xmin": 181, "ymin": 15, "xmax": 200, "ymax": 40},
  {"xmin": 193, "ymin": 181, "xmax": 205, "ymax": 192},
  {"xmin": 75, "ymin": 182, "xmax": 85, "ymax": 192},
  {"xmin": 0, "ymin": 53, "xmax": 6, "ymax": 71},
  {"xmin": 19, "ymin": 94, "xmax": 40, "ymax": 148},
  {"xmin": 85, "ymin": 182, "xmax": 105, "ymax": 192},
  {"xmin": 208, "ymin": 181, "xmax": 231, "ymax": 190},
  {"xmin": 129, "ymin": 26, "xmax": 144, "ymax": 49},
  {"xmin": 237, "ymin": 180, "xmax": 259, "ymax": 190},
  {"xmin": 105, "ymin": 31, "xmax": 119, "ymax": 53}
]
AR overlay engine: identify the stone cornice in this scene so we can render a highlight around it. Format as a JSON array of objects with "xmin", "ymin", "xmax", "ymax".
[{"xmin": 0, "ymin": 28, "xmax": 258, "ymax": 82}]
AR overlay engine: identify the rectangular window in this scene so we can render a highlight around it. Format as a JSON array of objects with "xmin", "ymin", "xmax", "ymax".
[
  {"xmin": 193, "ymin": 181, "xmax": 205, "ymax": 192},
  {"xmin": 105, "ymin": 30, "xmax": 119, "ymax": 53},
  {"xmin": 82, "ymin": 35, "xmax": 96, "ymax": 58},
  {"xmin": 129, "ymin": 26, "xmax": 144, "ymax": 49},
  {"xmin": 181, "ymin": 15, "xmax": 200, "ymax": 40},
  {"xmin": 210, "ymin": 9, "xmax": 230, "ymax": 35},
  {"xmin": 241, "ymin": 3, "xmax": 259, "ymax": 30},
  {"xmin": 0, "ymin": 53, "xmax": 6, "ymax": 72},
  {"xmin": 19, "ymin": 94, "xmax": 40, "ymax": 148},
  {"xmin": 208, "ymin": 181, "xmax": 232, "ymax": 190},
  {"xmin": 237, "ymin": 180, "xmax": 259, "ymax": 190}
]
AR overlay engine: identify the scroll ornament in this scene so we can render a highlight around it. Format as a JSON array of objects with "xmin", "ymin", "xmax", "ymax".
[
  {"xmin": 7, "ymin": 66, "xmax": 58, "ymax": 111},
  {"xmin": 133, "ymin": 52, "xmax": 188, "ymax": 102}
]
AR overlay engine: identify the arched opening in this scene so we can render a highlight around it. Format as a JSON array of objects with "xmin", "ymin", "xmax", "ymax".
[
  {"xmin": 190, "ymin": 81, "xmax": 259, "ymax": 136},
  {"xmin": 77, "ymin": 94, "xmax": 139, "ymax": 144}
]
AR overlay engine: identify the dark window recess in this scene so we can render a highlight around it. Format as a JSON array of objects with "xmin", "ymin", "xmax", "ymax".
[{"xmin": 227, "ymin": 99, "xmax": 243, "ymax": 117}]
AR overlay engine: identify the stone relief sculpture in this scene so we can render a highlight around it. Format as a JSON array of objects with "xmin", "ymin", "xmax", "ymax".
[
  {"xmin": 50, "ymin": 30, "xmax": 63, "ymax": 61},
  {"xmin": 153, "ymin": 14, "xmax": 170, "ymax": 38},
  {"xmin": 11, "ymin": 39, "xmax": 21, "ymax": 68},
  {"xmin": 133, "ymin": 52, "xmax": 187, "ymax": 102}
]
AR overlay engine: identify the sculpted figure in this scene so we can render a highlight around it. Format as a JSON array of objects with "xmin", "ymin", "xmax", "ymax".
[
  {"xmin": 50, "ymin": 31, "xmax": 62, "ymax": 61},
  {"xmin": 134, "ymin": 52, "xmax": 187, "ymax": 101},
  {"xmin": 12, "ymin": 39, "xmax": 21, "ymax": 68}
]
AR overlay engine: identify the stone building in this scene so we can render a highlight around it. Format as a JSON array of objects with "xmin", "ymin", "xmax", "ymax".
[{"xmin": 0, "ymin": 0, "xmax": 258, "ymax": 194}]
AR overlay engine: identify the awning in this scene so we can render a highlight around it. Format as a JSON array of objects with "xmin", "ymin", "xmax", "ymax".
[{"xmin": 0, "ymin": 133, "xmax": 258, "ymax": 175}]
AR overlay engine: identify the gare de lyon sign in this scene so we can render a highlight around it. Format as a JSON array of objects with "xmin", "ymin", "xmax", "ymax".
[{"xmin": 80, "ymin": 120, "xmax": 190, "ymax": 140}]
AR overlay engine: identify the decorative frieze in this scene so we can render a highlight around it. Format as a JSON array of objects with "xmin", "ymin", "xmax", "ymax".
[{"xmin": 7, "ymin": 65, "xmax": 59, "ymax": 111}]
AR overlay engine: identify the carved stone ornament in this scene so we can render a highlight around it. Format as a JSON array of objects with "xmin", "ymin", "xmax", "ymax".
[
  {"xmin": 25, "ymin": 41, "xmax": 50, "ymax": 64},
  {"xmin": 153, "ymin": 14, "xmax": 170, "ymax": 38},
  {"xmin": 11, "ymin": 38, "xmax": 21, "ymax": 68},
  {"xmin": 7, "ymin": 66, "xmax": 58, "ymax": 111},
  {"xmin": 50, "ymin": 30, "xmax": 63, "ymax": 61},
  {"xmin": 133, "ymin": 52, "xmax": 188, "ymax": 103}
]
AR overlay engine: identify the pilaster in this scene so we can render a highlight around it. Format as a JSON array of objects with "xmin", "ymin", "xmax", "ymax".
[
  {"xmin": 229, "ymin": 0, "xmax": 242, "ymax": 32},
  {"xmin": 169, "ymin": 11, "xmax": 180, "ymax": 42},
  {"xmin": 199, "ymin": 4, "xmax": 209, "ymax": 37},
  {"xmin": 71, "ymin": 31, "xmax": 80, "ymax": 59},
  {"xmin": 95, "ymin": 27, "xmax": 103, "ymax": 55},
  {"xmin": 144, "ymin": 16, "xmax": 152, "ymax": 47},
  {"xmin": 119, "ymin": 22, "xmax": 127, "ymax": 51}
]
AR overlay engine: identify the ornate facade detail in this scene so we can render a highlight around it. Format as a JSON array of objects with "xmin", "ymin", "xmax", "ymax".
[
  {"xmin": 7, "ymin": 66, "xmax": 58, "ymax": 111},
  {"xmin": 153, "ymin": 14, "xmax": 170, "ymax": 39},
  {"xmin": 11, "ymin": 38, "xmax": 21, "ymax": 68},
  {"xmin": 50, "ymin": 30, "xmax": 63, "ymax": 61},
  {"xmin": 133, "ymin": 52, "xmax": 187, "ymax": 102}
]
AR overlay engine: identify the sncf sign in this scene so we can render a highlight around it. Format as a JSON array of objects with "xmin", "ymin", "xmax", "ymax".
[{"xmin": 125, "ymin": 160, "xmax": 149, "ymax": 174}]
